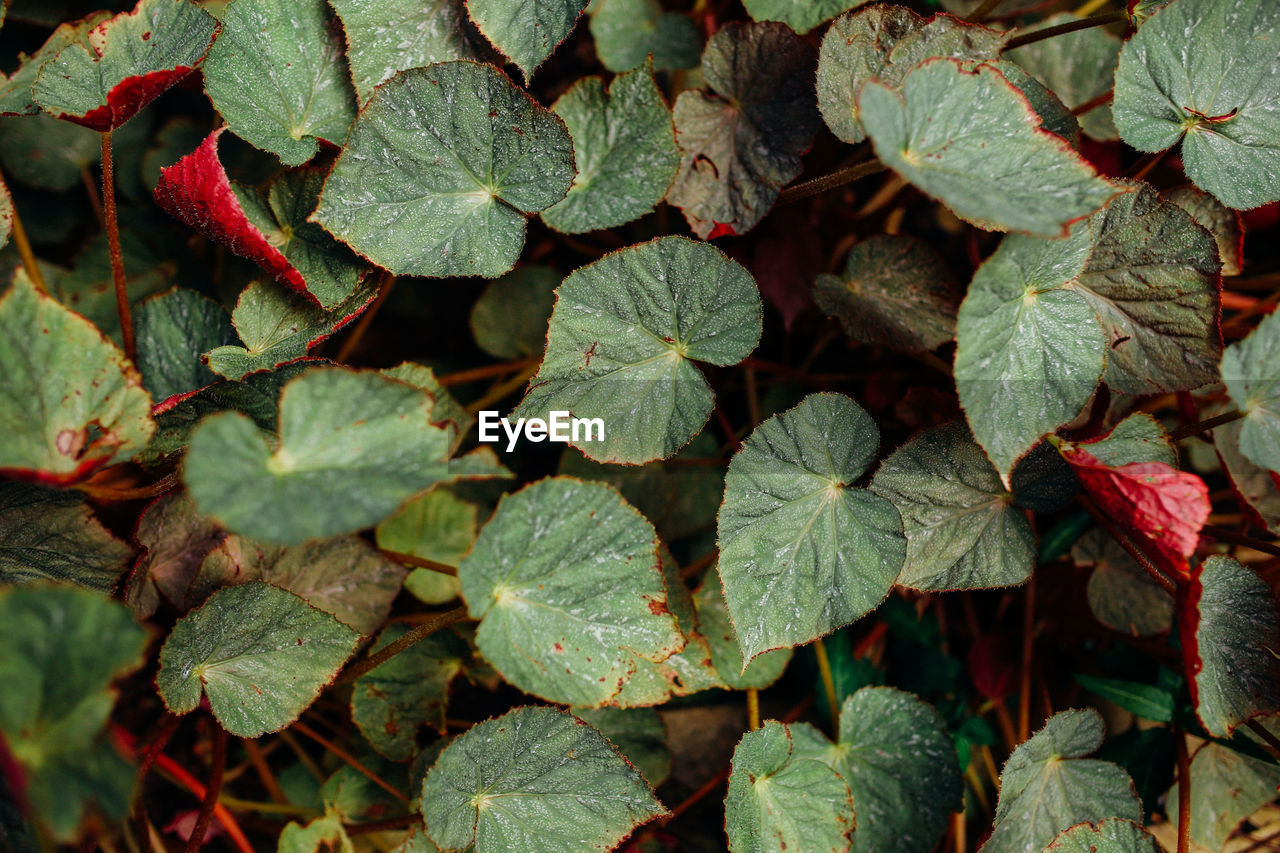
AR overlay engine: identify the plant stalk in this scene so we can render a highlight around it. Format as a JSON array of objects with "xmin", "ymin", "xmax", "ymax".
[
  {"xmin": 1174, "ymin": 727, "xmax": 1191, "ymax": 853},
  {"xmin": 335, "ymin": 272, "xmax": 395, "ymax": 362},
  {"xmin": 964, "ymin": 0, "xmax": 1003, "ymax": 22},
  {"xmin": 1170, "ymin": 409, "xmax": 1245, "ymax": 441},
  {"xmin": 378, "ymin": 548, "xmax": 458, "ymax": 576},
  {"xmin": 1004, "ymin": 10, "xmax": 1128, "ymax": 50},
  {"xmin": 1201, "ymin": 525, "xmax": 1280, "ymax": 558},
  {"xmin": 1018, "ymin": 574, "xmax": 1035, "ymax": 742},
  {"xmin": 184, "ymin": 723, "xmax": 226, "ymax": 853},
  {"xmin": 335, "ymin": 605, "xmax": 468, "ymax": 685},
  {"xmin": 290, "ymin": 720, "xmax": 408, "ymax": 802},
  {"xmin": 1077, "ymin": 495, "xmax": 1179, "ymax": 594},
  {"xmin": 100, "ymin": 130, "xmax": 136, "ymax": 362},
  {"xmin": 746, "ymin": 688, "xmax": 760, "ymax": 730},
  {"xmin": 777, "ymin": 159, "xmax": 887, "ymax": 207},
  {"xmin": 813, "ymin": 638, "xmax": 840, "ymax": 728},
  {"xmin": 2, "ymin": 169, "xmax": 47, "ymax": 292}
]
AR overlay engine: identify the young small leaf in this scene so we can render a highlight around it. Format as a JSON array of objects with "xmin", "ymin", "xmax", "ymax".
[
  {"xmin": 0, "ymin": 483, "xmax": 133, "ymax": 590},
  {"xmin": 0, "ymin": 13, "xmax": 109, "ymax": 116},
  {"xmin": 1222, "ymin": 307, "xmax": 1280, "ymax": 473},
  {"xmin": 466, "ymin": 0, "xmax": 588, "ymax": 79},
  {"xmin": 1075, "ymin": 413, "xmax": 1176, "ymax": 468}
]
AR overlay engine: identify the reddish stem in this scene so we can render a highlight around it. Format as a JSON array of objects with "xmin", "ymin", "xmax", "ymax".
[
  {"xmin": 100, "ymin": 130, "xmax": 136, "ymax": 362},
  {"xmin": 185, "ymin": 723, "xmax": 227, "ymax": 853}
]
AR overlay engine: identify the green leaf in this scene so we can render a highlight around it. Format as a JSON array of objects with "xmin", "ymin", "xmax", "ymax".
[
  {"xmin": 376, "ymin": 487, "xmax": 476, "ymax": 605},
  {"xmin": 466, "ymin": 0, "xmax": 587, "ymax": 79},
  {"xmin": 351, "ymin": 622, "xmax": 468, "ymax": 760},
  {"xmin": 814, "ymin": 234, "xmax": 958, "ymax": 352},
  {"xmin": 183, "ymin": 366, "xmax": 456, "ymax": 545},
  {"xmin": 1074, "ymin": 413, "xmax": 1176, "ymax": 468},
  {"xmin": 134, "ymin": 287, "xmax": 235, "ymax": 403},
  {"xmin": 1072, "ymin": 529, "xmax": 1174, "ymax": 637},
  {"xmin": 872, "ymin": 420, "xmax": 1034, "ymax": 591},
  {"xmin": 156, "ymin": 581, "xmax": 360, "ymax": 737},
  {"xmin": 1223, "ymin": 307, "xmax": 1280, "ymax": 473},
  {"xmin": 313, "ymin": 62, "xmax": 575, "ymax": 278},
  {"xmin": 1166, "ymin": 738, "xmax": 1280, "ymax": 851},
  {"xmin": 742, "ymin": 0, "xmax": 868, "ymax": 35},
  {"xmin": 278, "ymin": 810, "xmax": 353, "ymax": 853},
  {"xmin": 1166, "ymin": 185, "xmax": 1244, "ymax": 276},
  {"xmin": 790, "ymin": 687, "xmax": 962, "ymax": 853},
  {"xmin": 0, "ymin": 585, "xmax": 147, "ymax": 841},
  {"xmin": 572, "ymin": 707, "xmax": 671, "ymax": 788},
  {"xmin": 330, "ymin": 0, "xmax": 478, "ymax": 104},
  {"xmin": 994, "ymin": 59, "xmax": 1080, "ymax": 147},
  {"xmin": 457, "ymin": 477, "xmax": 683, "ymax": 706},
  {"xmin": 1183, "ymin": 555, "xmax": 1280, "ymax": 737},
  {"xmin": 724, "ymin": 720, "xmax": 854, "ymax": 853},
  {"xmin": 126, "ymin": 490, "xmax": 224, "ymax": 616},
  {"xmin": 1113, "ymin": 0, "xmax": 1280, "ymax": 209},
  {"xmin": 666, "ymin": 22, "xmax": 820, "ymax": 239},
  {"xmin": 204, "ymin": 277, "xmax": 377, "ymax": 380},
  {"xmin": 541, "ymin": 62, "xmax": 678, "ymax": 234},
  {"xmin": 1214, "ymin": 415, "xmax": 1280, "ymax": 534},
  {"xmin": 0, "ymin": 13, "xmax": 109, "ymax": 116},
  {"xmin": 203, "ymin": 0, "xmax": 356, "ymax": 166},
  {"xmin": 587, "ymin": 0, "xmax": 700, "ymax": 73},
  {"xmin": 693, "ymin": 566, "xmax": 792, "ymax": 689},
  {"xmin": 984, "ymin": 709, "xmax": 1142, "ymax": 853},
  {"xmin": 717, "ymin": 393, "xmax": 906, "ymax": 661},
  {"xmin": 1074, "ymin": 674, "xmax": 1174, "ymax": 722},
  {"xmin": 1044, "ymin": 819, "xmax": 1159, "ymax": 853},
  {"xmin": 49, "ymin": 230, "xmax": 172, "ymax": 345},
  {"xmin": 815, "ymin": 4, "xmax": 1006, "ymax": 144},
  {"xmin": 420, "ymin": 706, "xmax": 666, "ymax": 853},
  {"xmin": 1006, "ymin": 14, "xmax": 1122, "ymax": 142},
  {"xmin": 0, "ymin": 276, "xmax": 154, "ymax": 484},
  {"xmin": 0, "ymin": 482, "xmax": 133, "ymax": 590},
  {"xmin": 0, "ymin": 115, "xmax": 97, "ymax": 191},
  {"xmin": 469, "ymin": 265, "xmax": 558, "ymax": 360},
  {"xmin": 32, "ymin": 0, "xmax": 219, "ymax": 131},
  {"xmin": 859, "ymin": 60, "xmax": 1119, "ymax": 237},
  {"xmin": 514, "ymin": 236, "xmax": 761, "ymax": 464}
]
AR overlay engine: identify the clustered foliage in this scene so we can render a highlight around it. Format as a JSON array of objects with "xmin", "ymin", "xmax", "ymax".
[{"xmin": 1, "ymin": 0, "xmax": 1280, "ymax": 850}]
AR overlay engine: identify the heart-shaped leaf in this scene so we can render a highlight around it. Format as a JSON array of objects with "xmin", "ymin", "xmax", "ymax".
[
  {"xmin": 1073, "ymin": 529, "xmax": 1174, "ymax": 637},
  {"xmin": 1223, "ymin": 307, "xmax": 1280, "ymax": 473},
  {"xmin": 872, "ymin": 420, "xmax": 1035, "ymax": 592},
  {"xmin": 666, "ymin": 22, "xmax": 819, "ymax": 239},
  {"xmin": 0, "ymin": 482, "xmax": 133, "ymax": 590},
  {"xmin": 466, "ymin": 0, "xmax": 588, "ymax": 80},
  {"xmin": 791, "ymin": 687, "xmax": 963, "ymax": 853},
  {"xmin": 588, "ymin": 0, "xmax": 700, "ymax": 73},
  {"xmin": 1045, "ymin": 819, "xmax": 1159, "ymax": 853},
  {"xmin": 514, "ymin": 236, "xmax": 761, "ymax": 464},
  {"xmin": 540, "ymin": 62, "xmax": 678, "ymax": 235},
  {"xmin": 693, "ymin": 567, "xmax": 793, "ymax": 689},
  {"xmin": 1006, "ymin": 14, "xmax": 1122, "ymax": 142},
  {"xmin": 724, "ymin": 720, "xmax": 854, "ymax": 853},
  {"xmin": 718, "ymin": 393, "xmax": 906, "ymax": 661},
  {"xmin": 1166, "ymin": 185, "xmax": 1244, "ymax": 276},
  {"xmin": 1113, "ymin": 0, "xmax": 1280, "ymax": 209},
  {"xmin": 457, "ymin": 477, "xmax": 683, "ymax": 706},
  {"xmin": 203, "ymin": 0, "xmax": 356, "ymax": 166},
  {"xmin": 1181, "ymin": 555, "xmax": 1280, "ymax": 737},
  {"xmin": 32, "ymin": 0, "xmax": 219, "ymax": 131},
  {"xmin": 469, "ymin": 265, "xmax": 558, "ymax": 360},
  {"xmin": 983, "ymin": 709, "xmax": 1142, "ymax": 853},
  {"xmin": 313, "ymin": 61, "xmax": 574, "ymax": 278},
  {"xmin": 859, "ymin": 59, "xmax": 1119, "ymax": 237},
  {"xmin": 420, "ymin": 706, "xmax": 666, "ymax": 853},
  {"xmin": 0, "ymin": 277, "xmax": 154, "ymax": 484},
  {"xmin": 134, "ymin": 287, "xmax": 235, "ymax": 404},
  {"xmin": 742, "ymin": 0, "xmax": 869, "ymax": 35},
  {"xmin": 156, "ymin": 581, "xmax": 360, "ymax": 737},
  {"xmin": 1166, "ymin": 737, "xmax": 1280, "ymax": 851},
  {"xmin": 183, "ymin": 366, "xmax": 457, "ymax": 545}
]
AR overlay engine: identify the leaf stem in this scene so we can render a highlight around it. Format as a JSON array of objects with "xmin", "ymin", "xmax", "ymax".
[
  {"xmin": 1170, "ymin": 409, "xmax": 1245, "ymax": 441},
  {"xmin": 1070, "ymin": 89, "xmax": 1114, "ymax": 116},
  {"xmin": 1245, "ymin": 719, "xmax": 1280, "ymax": 761},
  {"xmin": 1018, "ymin": 574, "xmax": 1035, "ymax": 742},
  {"xmin": 465, "ymin": 362, "xmax": 540, "ymax": 415},
  {"xmin": 679, "ymin": 549, "xmax": 717, "ymax": 580},
  {"xmin": 290, "ymin": 720, "xmax": 408, "ymax": 802},
  {"xmin": 241, "ymin": 738, "xmax": 288, "ymax": 805},
  {"xmin": 378, "ymin": 548, "xmax": 458, "ymax": 576},
  {"xmin": 1004, "ymin": 10, "xmax": 1128, "ymax": 50},
  {"xmin": 335, "ymin": 272, "xmax": 395, "ymax": 363},
  {"xmin": 777, "ymin": 159, "xmax": 887, "ymax": 207},
  {"xmin": 813, "ymin": 638, "xmax": 840, "ymax": 728},
  {"xmin": 184, "ymin": 723, "xmax": 226, "ymax": 853},
  {"xmin": 1, "ymin": 169, "xmax": 47, "ymax": 293},
  {"xmin": 964, "ymin": 0, "xmax": 1004, "ymax": 22},
  {"xmin": 1174, "ymin": 726, "xmax": 1191, "ymax": 853},
  {"xmin": 746, "ymin": 688, "xmax": 760, "ymax": 730},
  {"xmin": 438, "ymin": 358, "xmax": 538, "ymax": 386},
  {"xmin": 100, "ymin": 130, "xmax": 136, "ymax": 362},
  {"xmin": 82, "ymin": 166, "xmax": 105, "ymax": 228},
  {"xmin": 1201, "ymin": 525, "xmax": 1280, "ymax": 558},
  {"xmin": 334, "ymin": 605, "xmax": 469, "ymax": 686},
  {"xmin": 1076, "ymin": 495, "xmax": 1180, "ymax": 594}
]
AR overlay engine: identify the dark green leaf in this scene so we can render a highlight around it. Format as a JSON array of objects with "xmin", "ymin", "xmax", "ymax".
[
  {"xmin": 134, "ymin": 287, "xmax": 235, "ymax": 403},
  {"xmin": 0, "ymin": 115, "xmax": 99, "ymax": 189},
  {"xmin": 572, "ymin": 707, "xmax": 671, "ymax": 788},
  {"xmin": 742, "ymin": 0, "xmax": 869, "ymax": 35},
  {"xmin": 588, "ymin": 0, "xmax": 700, "ymax": 73},
  {"xmin": 1073, "ymin": 529, "xmax": 1174, "ymax": 637},
  {"xmin": 466, "ymin": 0, "xmax": 588, "ymax": 79},
  {"xmin": 1223, "ymin": 307, "xmax": 1280, "ymax": 473},
  {"xmin": 1074, "ymin": 413, "xmax": 1176, "ymax": 468},
  {"xmin": 1166, "ymin": 185, "xmax": 1244, "ymax": 276},
  {"xmin": 1006, "ymin": 14, "xmax": 1122, "ymax": 142},
  {"xmin": 469, "ymin": 265, "xmax": 558, "ymax": 360},
  {"xmin": 1044, "ymin": 819, "xmax": 1159, "ymax": 853},
  {"xmin": 375, "ymin": 487, "xmax": 476, "ymax": 605},
  {"xmin": 0, "ymin": 483, "xmax": 132, "ymax": 590},
  {"xmin": 1074, "ymin": 673, "xmax": 1175, "ymax": 722}
]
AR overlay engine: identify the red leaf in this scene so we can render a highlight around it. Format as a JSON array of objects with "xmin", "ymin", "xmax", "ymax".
[
  {"xmin": 750, "ymin": 226, "xmax": 818, "ymax": 331},
  {"xmin": 153, "ymin": 127, "xmax": 307, "ymax": 295},
  {"xmin": 967, "ymin": 633, "xmax": 1017, "ymax": 700},
  {"xmin": 67, "ymin": 66, "xmax": 199, "ymax": 131},
  {"xmin": 1062, "ymin": 446, "xmax": 1209, "ymax": 576}
]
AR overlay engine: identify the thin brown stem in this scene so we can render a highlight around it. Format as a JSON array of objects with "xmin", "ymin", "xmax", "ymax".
[
  {"xmin": 1004, "ymin": 10, "xmax": 1128, "ymax": 50},
  {"xmin": 346, "ymin": 814, "xmax": 422, "ymax": 836},
  {"xmin": 335, "ymin": 605, "xmax": 469, "ymax": 686},
  {"xmin": 465, "ymin": 363, "xmax": 539, "ymax": 415},
  {"xmin": 437, "ymin": 358, "xmax": 537, "ymax": 386},
  {"xmin": 2, "ymin": 169, "xmax": 46, "ymax": 292},
  {"xmin": 679, "ymin": 549, "xmax": 717, "ymax": 580},
  {"xmin": 290, "ymin": 720, "xmax": 408, "ymax": 803},
  {"xmin": 241, "ymin": 738, "xmax": 288, "ymax": 805},
  {"xmin": 82, "ymin": 166, "xmax": 104, "ymax": 227},
  {"xmin": 1170, "ymin": 409, "xmax": 1245, "ymax": 441},
  {"xmin": 1174, "ymin": 727, "xmax": 1191, "ymax": 853},
  {"xmin": 100, "ymin": 130, "xmax": 135, "ymax": 362},
  {"xmin": 964, "ymin": 0, "xmax": 1003, "ymax": 22},
  {"xmin": 79, "ymin": 470, "xmax": 181, "ymax": 503},
  {"xmin": 184, "ymin": 723, "xmax": 226, "ymax": 853},
  {"xmin": 336, "ymin": 272, "xmax": 395, "ymax": 363},
  {"xmin": 1070, "ymin": 89, "xmax": 1115, "ymax": 116},
  {"xmin": 1245, "ymin": 719, "xmax": 1280, "ymax": 761},
  {"xmin": 1077, "ymin": 495, "xmax": 1179, "ymax": 594},
  {"xmin": 378, "ymin": 548, "xmax": 458, "ymax": 576},
  {"xmin": 813, "ymin": 638, "xmax": 840, "ymax": 728},
  {"xmin": 746, "ymin": 688, "xmax": 760, "ymax": 731},
  {"xmin": 1018, "ymin": 574, "xmax": 1035, "ymax": 742},
  {"xmin": 132, "ymin": 713, "xmax": 182, "ymax": 853},
  {"xmin": 1201, "ymin": 525, "xmax": 1280, "ymax": 558},
  {"xmin": 1128, "ymin": 147, "xmax": 1171, "ymax": 182},
  {"xmin": 777, "ymin": 159, "xmax": 887, "ymax": 207}
]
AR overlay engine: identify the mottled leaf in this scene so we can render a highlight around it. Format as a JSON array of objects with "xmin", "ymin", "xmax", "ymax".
[
  {"xmin": 0, "ymin": 482, "xmax": 132, "ymax": 590},
  {"xmin": 1214, "ymin": 415, "xmax": 1280, "ymax": 534},
  {"xmin": 134, "ymin": 288, "xmax": 235, "ymax": 404},
  {"xmin": 1223, "ymin": 307, "xmax": 1280, "ymax": 473},
  {"xmin": 1166, "ymin": 737, "xmax": 1280, "ymax": 851},
  {"xmin": 1165, "ymin": 185, "xmax": 1244, "ymax": 276},
  {"xmin": 126, "ymin": 490, "xmax": 224, "ymax": 616},
  {"xmin": 588, "ymin": 0, "xmax": 699, "ymax": 73},
  {"xmin": 1075, "ymin": 413, "xmax": 1176, "ymax": 468}
]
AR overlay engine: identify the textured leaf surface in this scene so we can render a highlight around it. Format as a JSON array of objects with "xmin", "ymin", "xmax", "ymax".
[
  {"xmin": 666, "ymin": 22, "xmax": 819, "ymax": 239},
  {"xmin": 0, "ymin": 13, "xmax": 108, "ymax": 116},
  {"xmin": 1076, "ymin": 413, "xmax": 1176, "ymax": 468},
  {"xmin": 134, "ymin": 288, "xmax": 234, "ymax": 404},
  {"xmin": 572, "ymin": 707, "xmax": 670, "ymax": 788},
  {"xmin": 514, "ymin": 236, "xmax": 761, "ymax": 464},
  {"xmin": 983, "ymin": 709, "xmax": 1141, "ymax": 853},
  {"xmin": 466, "ymin": 0, "xmax": 588, "ymax": 79},
  {"xmin": 469, "ymin": 265, "xmax": 558, "ymax": 360},
  {"xmin": 0, "ymin": 277, "xmax": 154, "ymax": 484},
  {"xmin": 203, "ymin": 0, "xmax": 356, "ymax": 165},
  {"xmin": 588, "ymin": 0, "xmax": 700, "ymax": 73},
  {"xmin": 859, "ymin": 60, "xmax": 1118, "ymax": 237},
  {"xmin": 156, "ymin": 581, "xmax": 360, "ymax": 737},
  {"xmin": 313, "ymin": 61, "xmax": 574, "ymax": 278},
  {"xmin": 1182, "ymin": 555, "xmax": 1280, "ymax": 737},
  {"xmin": 1223, "ymin": 307, "xmax": 1280, "ymax": 473},
  {"xmin": 420, "ymin": 706, "xmax": 665, "ymax": 853},
  {"xmin": 791, "ymin": 687, "xmax": 963, "ymax": 853},
  {"xmin": 126, "ymin": 490, "xmax": 225, "ymax": 616},
  {"xmin": 541, "ymin": 63, "xmax": 678, "ymax": 234},
  {"xmin": 183, "ymin": 366, "xmax": 455, "ymax": 545},
  {"xmin": 1166, "ymin": 738, "xmax": 1280, "ymax": 851},
  {"xmin": 718, "ymin": 394, "xmax": 906, "ymax": 661},
  {"xmin": 742, "ymin": 0, "xmax": 868, "ymax": 35},
  {"xmin": 330, "ymin": 0, "xmax": 478, "ymax": 104},
  {"xmin": 873, "ymin": 420, "xmax": 1034, "ymax": 591},
  {"xmin": 204, "ymin": 278, "xmax": 377, "ymax": 380},
  {"xmin": 1006, "ymin": 15, "xmax": 1121, "ymax": 141},
  {"xmin": 0, "ymin": 586, "xmax": 147, "ymax": 840},
  {"xmin": 724, "ymin": 720, "xmax": 854, "ymax": 853},
  {"xmin": 376, "ymin": 487, "xmax": 475, "ymax": 604},
  {"xmin": 1214, "ymin": 416, "xmax": 1280, "ymax": 534},
  {"xmin": 0, "ymin": 483, "xmax": 132, "ymax": 590},
  {"xmin": 1073, "ymin": 529, "xmax": 1174, "ymax": 637},
  {"xmin": 352, "ymin": 623, "xmax": 467, "ymax": 760},
  {"xmin": 1113, "ymin": 0, "xmax": 1280, "ymax": 209},
  {"xmin": 694, "ymin": 568, "xmax": 792, "ymax": 689},
  {"xmin": 1045, "ymin": 819, "xmax": 1158, "ymax": 853},
  {"xmin": 816, "ymin": 6, "xmax": 1006, "ymax": 144},
  {"xmin": 814, "ymin": 234, "xmax": 958, "ymax": 352},
  {"xmin": 457, "ymin": 477, "xmax": 683, "ymax": 706},
  {"xmin": 1166, "ymin": 185, "xmax": 1243, "ymax": 276},
  {"xmin": 32, "ymin": 0, "xmax": 218, "ymax": 130}
]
